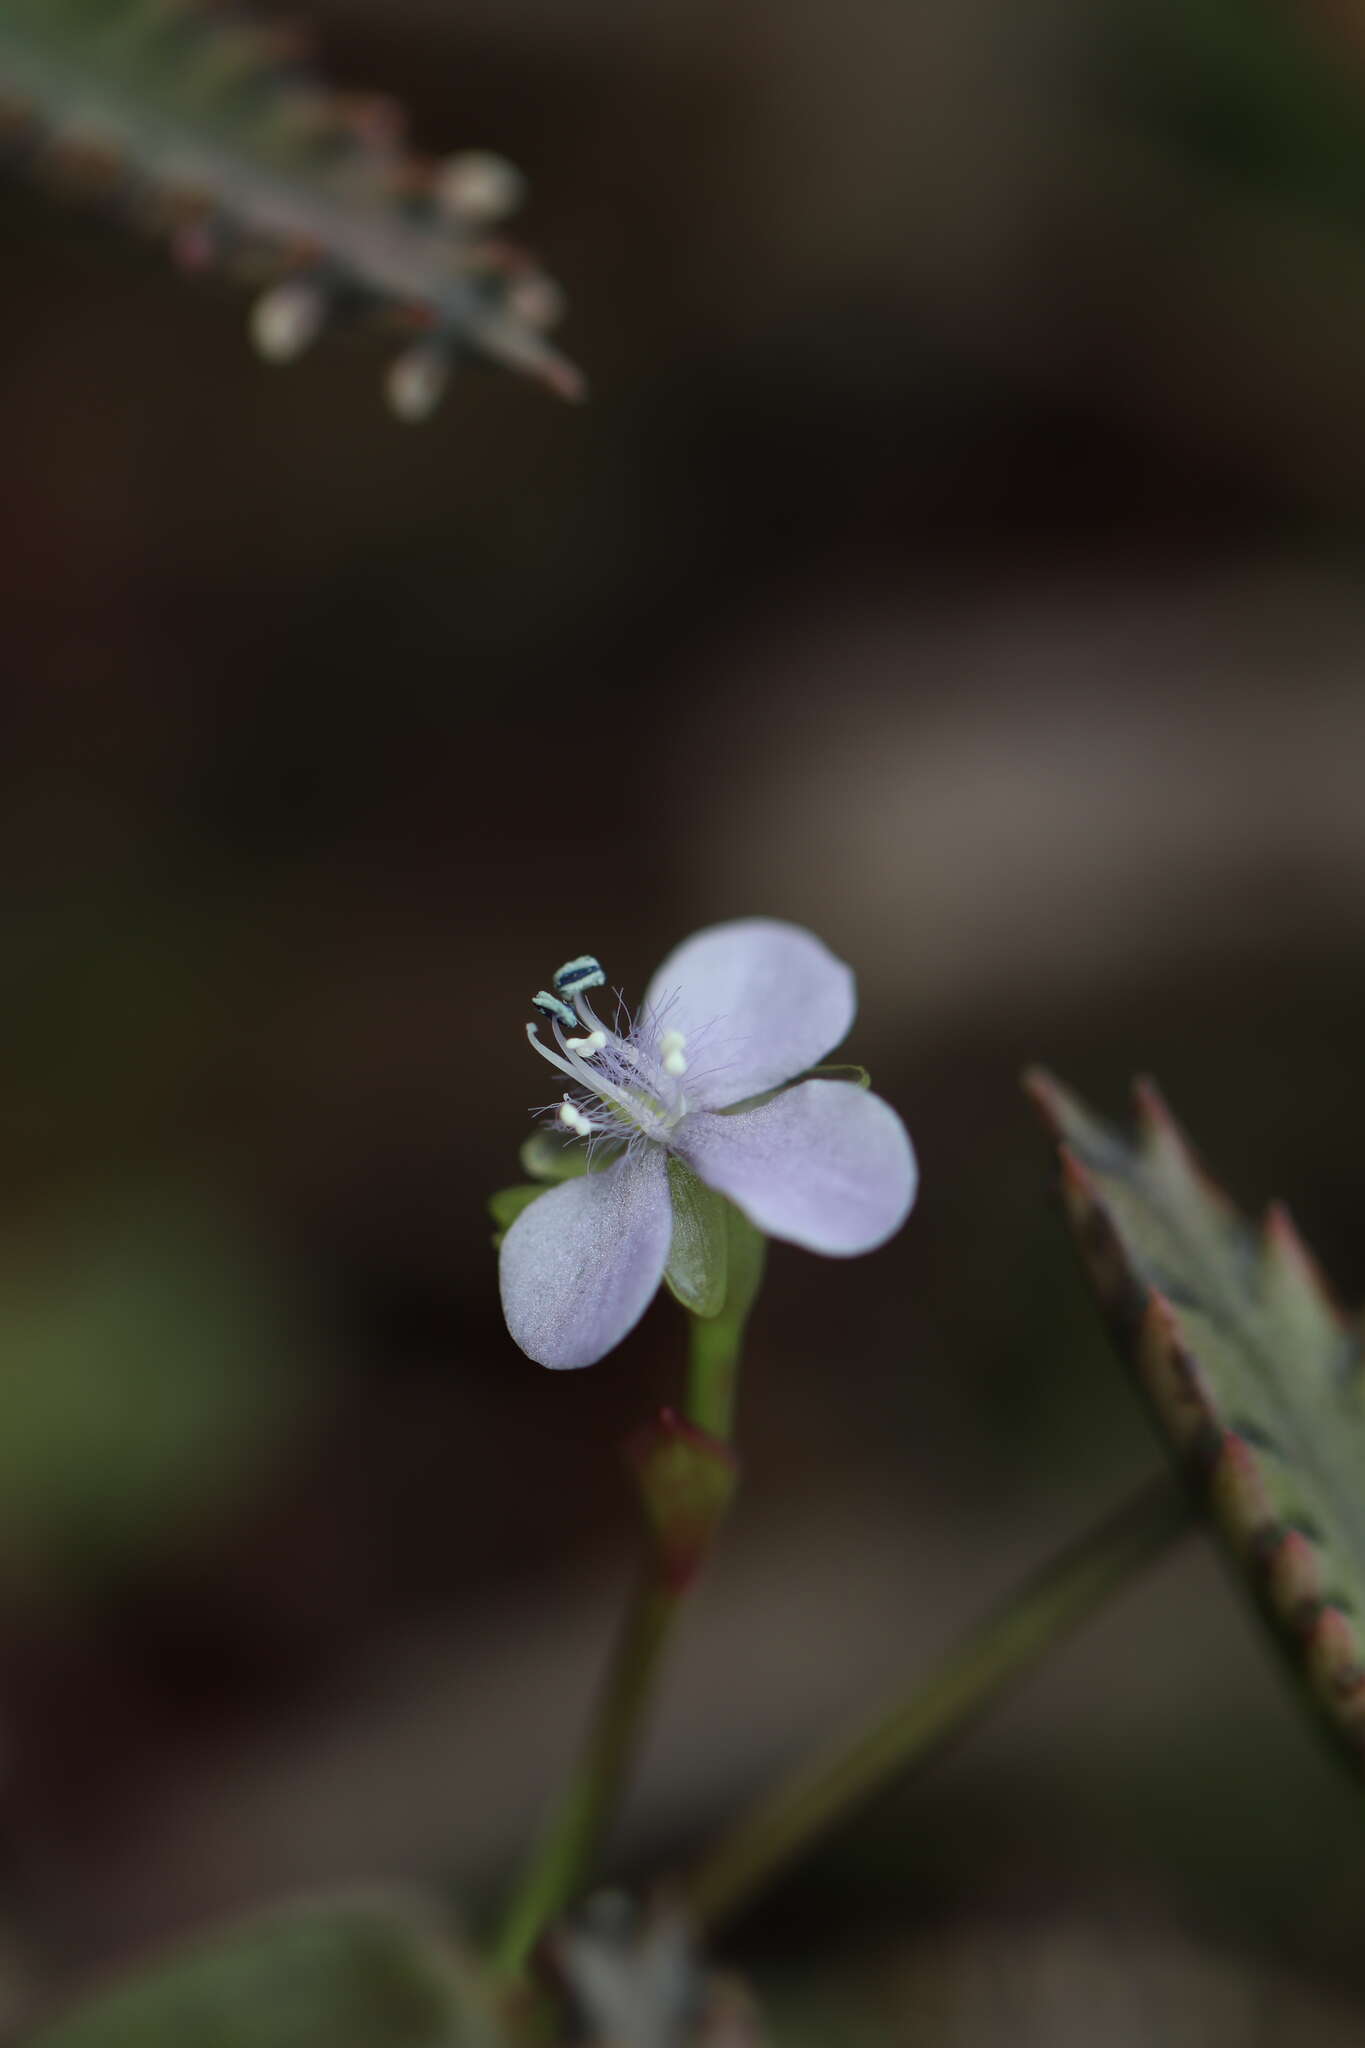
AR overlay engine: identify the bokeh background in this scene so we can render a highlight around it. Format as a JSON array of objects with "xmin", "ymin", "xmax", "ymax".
[{"xmin": 6, "ymin": 0, "xmax": 1365, "ymax": 2038}]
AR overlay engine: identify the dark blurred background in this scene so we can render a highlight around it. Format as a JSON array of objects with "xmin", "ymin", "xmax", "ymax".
[{"xmin": 6, "ymin": 0, "xmax": 1365, "ymax": 2038}]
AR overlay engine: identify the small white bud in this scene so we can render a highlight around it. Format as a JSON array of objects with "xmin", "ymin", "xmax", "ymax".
[
  {"xmin": 384, "ymin": 342, "xmax": 451, "ymax": 423},
  {"xmin": 434, "ymin": 151, "xmax": 526, "ymax": 225},
  {"xmin": 249, "ymin": 280, "xmax": 326, "ymax": 363}
]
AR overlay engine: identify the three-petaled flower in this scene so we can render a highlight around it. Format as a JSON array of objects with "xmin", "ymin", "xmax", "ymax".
[{"xmin": 499, "ymin": 918, "xmax": 917, "ymax": 1368}]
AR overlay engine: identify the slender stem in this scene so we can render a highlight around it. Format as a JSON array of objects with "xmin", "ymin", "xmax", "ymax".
[
  {"xmin": 685, "ymin": 1299, "xmax": 745, "ymax": 1438},
  {"xmin": 684, "ymin": 1473, "xmax": 1190, "ymax": 1933},
  {"xmin": 492, "ymin": 1293, "xmax": 753, "ymax": 1980},
  {"xmin": 491, "ymin": 1577, "xmax": 681, "ymax": 1977}
]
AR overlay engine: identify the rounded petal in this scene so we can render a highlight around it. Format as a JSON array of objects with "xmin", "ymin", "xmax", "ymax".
[
  {"xmin": 644, "ymin": 919, "xmax": 856, "ymax": 1109},
  {"xmin": 499, "ymin": 1147, "xmax": 671, "ymax": 1368},
  {"xmin": 676, "ymin": 1079, "xmax": 916, "ymax": 1256}
]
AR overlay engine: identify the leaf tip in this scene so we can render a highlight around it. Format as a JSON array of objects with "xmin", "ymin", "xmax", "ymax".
[{"xmin": 1263, "ymin": 1200, "xmax": 1348, "ymax": 1329}]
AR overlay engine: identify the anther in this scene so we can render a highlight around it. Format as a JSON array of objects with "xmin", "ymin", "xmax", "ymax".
[
  {"xmin": 533, "ymin": 991, "xmax": 577, "ymax": 1031},
  {"xmin": 566, "ymin": 1030, "xmax": 606, "ymax": 1057},
  {"xmin": 558, "ymin": 1097, "xmax": 595, "ymax": 1139},
  {"xmin": 554, "ymin": 956, "xmax": 606, "ymax": 995},
  {"xmin": 660, "ymin": 1029, "xmax": 688, "ymax": 1078}
]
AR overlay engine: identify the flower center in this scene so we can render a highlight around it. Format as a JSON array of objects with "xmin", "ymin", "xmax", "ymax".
[{"xmin": 524, "ymin": 954, "xmax": 691, "ymax": 1146}]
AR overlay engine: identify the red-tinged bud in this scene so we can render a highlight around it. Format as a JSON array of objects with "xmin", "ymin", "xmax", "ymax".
[{"xmin": 625, "ymin": 1409, "xmax": 739, "ymax": 1591}]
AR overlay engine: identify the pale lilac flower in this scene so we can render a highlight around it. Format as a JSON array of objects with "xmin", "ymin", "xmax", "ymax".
[{"xmin": 500, "ymin": 919, "xmax": 917, "ymax": 1369}]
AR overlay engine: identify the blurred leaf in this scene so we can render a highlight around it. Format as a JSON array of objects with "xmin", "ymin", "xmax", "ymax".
[
  {"xmin": 0, "ymin": 0, "xmax": 579, "ymax": 406},
  {"xmin": 519, "ymin": 1133, "xmax": 592, "ymax": 1184},
  {"xmin": 1117, "ymin": 0, "xmax": 1365, "ymax": 227},
  {"xmin": 664, "ymin": 1159, "xmax": 729, "ymax": 1319},
  {"xmin": 488, "ymin": 1184, "xmax": 547, "ymax": 1247},
  {"xmin": 1028, "ymin": 1069, "xmax": 1365, "ymax": 1771},
  {"xmin": 0, "ymin": 1187, "xmax": 314, "ymax": 1591},
  {"xmin": 22, "ymin": 1893, "xmax": 504, "ymax": 2048}
]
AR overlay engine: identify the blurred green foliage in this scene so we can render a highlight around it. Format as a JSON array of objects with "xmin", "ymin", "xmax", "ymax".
[
  {"xmin": 24, "ymin": 1895, "xmax": 493, "ymax": 2048},
  {"xmin": 0, "ymin": 1188, "xmax": 314, "ymax": 1592}
]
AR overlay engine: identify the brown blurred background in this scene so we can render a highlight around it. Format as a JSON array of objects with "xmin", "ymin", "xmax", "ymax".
[{"xmin": 6, "ymin": 0, "xmax": 1365, "ymax": 2038}]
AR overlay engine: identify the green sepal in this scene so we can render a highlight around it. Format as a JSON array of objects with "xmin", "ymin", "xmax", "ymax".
[
  {"xmin": 719, "ymin": 1063, "xmax": 872, "ymax": 1116},
  {"xmin": 23, "ymin": 1890, "xmax": 506, "ymax": 2048},
  {"xmin": 625, "ymin": 1409, "xmax": 739, "ymax": 1590},
  {"xmin": 663, "ymin": 1158, "xmax": 730, "ymax": 1318},
  {"xmin": 519, "ymin": 1131, "xmax": 591, "ymax": 1184},
  {"xmin": 718, "ymin": 1197, "xmax": 767, "ymax": 1337},
  {"xmin": 488, "ymin": 1184, "xmax": 548, "ymax": 1249}
]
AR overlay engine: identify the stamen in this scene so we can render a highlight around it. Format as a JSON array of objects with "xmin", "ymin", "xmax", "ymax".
[
  {"xmin": 533, "ymin": 991, "xmax": 577, "ymax": 1031},
  {"xmin": 554, "ymin": 956, "xmax": 606, "ymax": 995},
  {"xmin": 526, "ymin": 1020, "xmax": 580, "ymax": 1086},
  {"xmin": 566, "ymin": 1030, "xmax": 607, "ymax": 1056},
  {"xmin": 660, "ymin": 1029, "xmax": 688, "ymax": 1078},
  {"xmin": 558, "ymin": 1096, "xmax": 595, "ymax": 1139}
]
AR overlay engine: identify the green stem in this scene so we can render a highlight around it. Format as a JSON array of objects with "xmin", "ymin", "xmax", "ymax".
[
  {"xmin": 492, "ymin": 1269, "xmax": 757, "ymax": 1980},
  {"xmin": 491, "ymin": 1575, "xmax": 682, "ymax": 1978},
  {"xmin": 685, "ymin": 1298, "xmax": 745, "ymax": 1438},
  {"xmin": 684, "ymin": 1472, "xmax": 1190, "ymax": 1933}
]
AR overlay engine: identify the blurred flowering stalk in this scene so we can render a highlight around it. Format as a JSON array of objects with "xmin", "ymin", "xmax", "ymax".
[{"xmin": 0, "ymin": 0, "xmax": 581, "ymax": 415}]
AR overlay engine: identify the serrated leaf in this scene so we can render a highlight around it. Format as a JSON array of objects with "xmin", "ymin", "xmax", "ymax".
[
  {"xmin": 664, "ymin": 1158, "xmax": 730, "ymax": 1318},
  {"xmin": 0, "ymin": 0, "xmax": 579, "ymax": 404},
  {"xmin": 23, "ymin": 1892, "xmax": 504, "ymax": 2048},
  {"xmin": 1027, "ymin": 1069, "xmax": 1365, "ymax": 1767}
]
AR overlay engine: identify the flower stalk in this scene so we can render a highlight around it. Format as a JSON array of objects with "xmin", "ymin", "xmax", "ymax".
[
  {"xmin": 683, "ymin": 1471, "xmax": 1191, "ymax": 1933},
  {"xmin": 491, "ymin": 1268, "xmax": 758, "ymax": 1980}
]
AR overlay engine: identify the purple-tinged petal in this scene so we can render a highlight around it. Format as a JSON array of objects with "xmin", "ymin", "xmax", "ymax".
[
  {"xmin": 644, "ymin": 919, "xmax": 856, "ymax": 1109},
  {"xmin": 500, "ymin": 1147, "xmax": 671, "ymax": 1368},
  {"xmin": 676, "ymin": 1079, "xmax": 916, "ymax": 1255}
]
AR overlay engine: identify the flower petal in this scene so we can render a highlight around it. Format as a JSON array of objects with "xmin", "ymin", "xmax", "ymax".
[
  {"xmin": 676, "ymin": 1079, "xmax": 916, "ymax": 1255},
  {"xmin": 644, "ymin": 918, "xmax": 856, "ymax": 1109},
  {"xmin": 499, "ymin": 1147, "xmax": 671, "ymax": 1368}
]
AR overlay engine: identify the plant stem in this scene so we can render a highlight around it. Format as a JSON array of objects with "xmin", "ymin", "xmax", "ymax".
[
  {"xmin": 685, "ymin": 1297, "xmax": 744, "ymax": 1438},
  {"xmin": 492, "ymin": 1283, "xmax": 755, "ymax": 1980},
  {"xmin": 684, "ymin": 1472, "xmax": 1190, "ymax": 1932},
  {"xmin": 491, "ymin": 1576, "xmax": 682, "ymax": 1979}
]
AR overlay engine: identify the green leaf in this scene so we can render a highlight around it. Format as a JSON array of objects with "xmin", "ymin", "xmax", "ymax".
[
  {"xmin": 1028, "ymin": 1069, "xmax": 1365, "ymax": 1769},
  {"xmin": 664, "ymin": 1158, "xmax": 729, "ymax": 1318},
  {"xmin": 808, "ymin": 1064, "xmax": 871, "ymax": 1089},
  {"xmin": 487, "ymin": 1184, "xmax": 548, "ymax": 1248},
  {"xmin": 519, "ymin": 1132, "xmax": 592, "ymax": 1183},
  {"xmin": 23, "ymin": 1893, "xmax": 504, "ymax": 2048}
]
